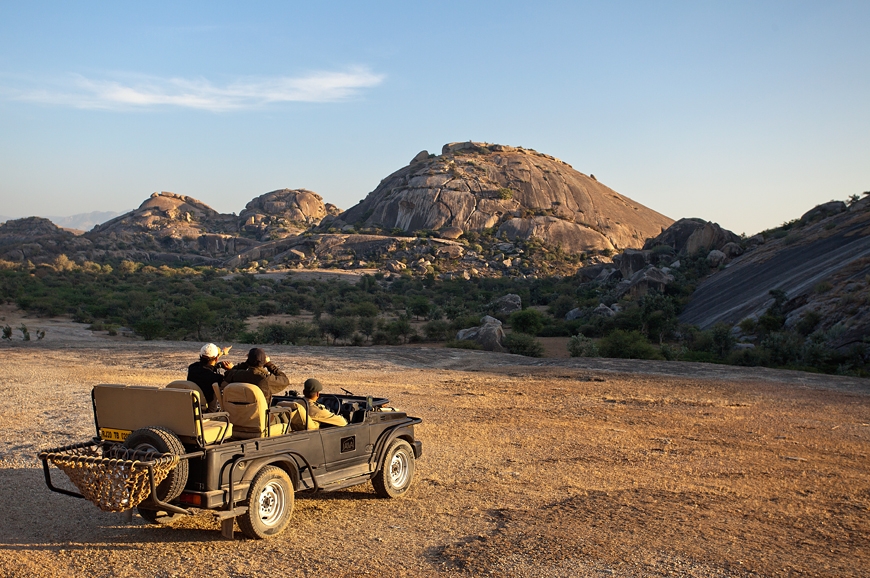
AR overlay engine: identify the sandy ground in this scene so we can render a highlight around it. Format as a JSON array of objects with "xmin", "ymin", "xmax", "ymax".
[{"xmin": 1, "ymin": 311, "xmax": 869, "ymax": 578}]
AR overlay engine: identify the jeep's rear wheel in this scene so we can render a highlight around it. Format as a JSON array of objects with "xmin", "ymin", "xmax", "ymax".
[
  {"xmin": 238, "ymin": 466, "xmax": 294, "ymax": 539},
  {"xmin": 372, "ymin": 439, "xmax": 415, "ymax": 498},
  {"xmin": 122, "ymin": 426, "xmax": 189, "ymax": 503}
]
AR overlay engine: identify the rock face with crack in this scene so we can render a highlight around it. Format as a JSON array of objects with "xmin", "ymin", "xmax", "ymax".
[
  {"xmin": 335, "ymin": 142, "xmax": 673, "ymax": 253},
  {"xmin": 680, "ymin": 197, "xmax": 870, "ymax": 349}
]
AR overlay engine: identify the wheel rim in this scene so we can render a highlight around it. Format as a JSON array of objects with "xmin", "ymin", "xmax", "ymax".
[
  {"xmin": 256, "ymin": 480, "xmax": 287, "ymax": 528},
  {"xmin": 388, "ymin": 449, "xmax": 410, "ymax": 489}
]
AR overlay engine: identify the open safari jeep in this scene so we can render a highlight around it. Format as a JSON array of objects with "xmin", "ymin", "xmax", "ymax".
[{"xmin": 38, "ymin": 381, "xmax": 422, "ymax": 539}]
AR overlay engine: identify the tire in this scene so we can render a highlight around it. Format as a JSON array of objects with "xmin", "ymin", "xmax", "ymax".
[
  {"xmin": 123, "ymin": 426, "xmax": 189, "ymax": 503},
  {"xmin": 372, "ymin": 439, "xmax": 415, "ymax": 499},
  {"xmin": 238, "ymin": 466, "xmax": 295, "ymax": 539}
]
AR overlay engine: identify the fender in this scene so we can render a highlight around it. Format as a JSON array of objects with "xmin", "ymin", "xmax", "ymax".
[
  {"xmin": 232, "ymin": 453, "xmax": 302, "ymax": 489},
  {"xmin": 369, "ymin": 418, "xmax": 422, "ymax": 471}
]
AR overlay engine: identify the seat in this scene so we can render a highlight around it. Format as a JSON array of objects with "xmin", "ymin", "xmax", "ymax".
[
  {"xmin": 277, "ymin": 400, "xmax": 317, "ymax": 431},
  {"xmin": 93, "ymin": 384, "xmax": 231, "ymax": 447},
  {"xmin": 223, "ymin": 383, "xmax": 292, "ymax": 439},
  {"xmin": 167, "ymin": 380, "xmax": 219, "ymax": 412}
]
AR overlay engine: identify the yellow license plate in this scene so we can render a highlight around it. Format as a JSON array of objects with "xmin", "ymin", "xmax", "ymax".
[{"xmin": 100, "ymin": 428, "xmax": 132, "ymax": 442}]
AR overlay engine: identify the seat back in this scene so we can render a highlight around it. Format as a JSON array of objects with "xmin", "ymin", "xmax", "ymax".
[
  {"xmin": 223, "ymin": 383, "xmax": 288, "ymax": 439},
  {"xmin": 278, "ymin": 400, "xmax": 316, "ymax": 431},
  {"xmin": 167, "ymin": 380, "xmax": 220, "ymax": 412},
  {"xmin": 93, "ymin": 384, "xmax": 230, "ymax": 447}
]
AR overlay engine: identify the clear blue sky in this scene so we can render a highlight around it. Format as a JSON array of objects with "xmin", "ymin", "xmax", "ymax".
[{"xmin": 1, "ymin": 1, "xmax": 868, "ymax": 236}]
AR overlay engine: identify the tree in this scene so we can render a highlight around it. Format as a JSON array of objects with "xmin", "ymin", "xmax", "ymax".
[
  {"xmin": 639, "ymin": 292, "xmax": 678, "ymax": 344},
  {"xmin": 174, "ymin": 300, "xmax": 215, "ymax": 341},
  {"xmin": 387, "ymin": 316, "xmax": 413, "ymax": 343},
  {"xmin": 407, "ymin": 296, "xmax": 431, "ymax": 320},
  {"xmin": 319, "ymin": 316, "xmax": 357, "ymax": 344}
]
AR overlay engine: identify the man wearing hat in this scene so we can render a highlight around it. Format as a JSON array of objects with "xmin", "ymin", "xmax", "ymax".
[
  {"xmin": 221, "ymin": 347, "xmax": 290, "ymax": 405},
  {"xmin": 294, "ymin": 378, "xmax": 348, "ymax": 429},
  {"xmin": 187, "ymin": 343, "xmax": 234, "ymax": 408}
]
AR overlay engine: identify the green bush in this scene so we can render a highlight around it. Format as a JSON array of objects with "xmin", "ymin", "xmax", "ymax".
[
  {"xmin": 567, "ymin": 334, "xmax": 598, "ymax": 357},
  {"xmin": 548, "ymin": 295, "xmax": 576, "ymax": 319},
  {"xmin": 503, "ymin": 332, "xmax": 544, "ymax": 357},
  {"xmin": 598, "ymin": 330, "xmax": 660, "ymax": 360},
  {"xmin": 509, "ymin": 309, "xmax": 545, "ymax": 335},
  {"xmin": 423, "ymin": 319, "xmax": 451, "ymax": 341},
  {"xmin": 761, "ymin": 331, "xmax": 805, "ymax": 366}
]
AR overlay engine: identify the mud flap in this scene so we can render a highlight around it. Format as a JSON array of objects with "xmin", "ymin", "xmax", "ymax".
[{"xmin": 221, "ymin": 518, "xmax": 234, "ymax": 539}]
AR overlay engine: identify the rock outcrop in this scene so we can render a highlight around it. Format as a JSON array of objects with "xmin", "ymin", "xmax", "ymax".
[
  {"xmin": 456, "ymin": 316, "xmax": 506, "ymax": 352},
  {"xmin": 238, "ymin": 189, "xmax": 338, "ymax": 240},
  {"xmin": 334, "ymin": 142, "xmax": 672, "ymax": 253},
  {"xmin": 643, "ymin": 218, "xmax": 740, "ymax": 256}
]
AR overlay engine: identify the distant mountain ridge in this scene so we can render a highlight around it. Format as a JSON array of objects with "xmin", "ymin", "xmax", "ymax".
[
  {"xmin": 0, "ymin": 212, "xmax": 121, "ymax": 232},
  {"xmin": 47, "ymin": 211, "xmax": 121, "ymax": 232}
]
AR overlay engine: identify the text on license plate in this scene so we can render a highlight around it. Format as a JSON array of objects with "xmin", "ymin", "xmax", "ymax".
[{"xmin": 100, "ymin": 428, "xmax": 131, "ymax": 442}]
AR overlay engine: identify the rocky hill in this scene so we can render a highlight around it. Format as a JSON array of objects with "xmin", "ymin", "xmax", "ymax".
[
  {"xmin": 679, "ymin": 196, "xmax": 870, "ymax": 349},
  {"xmin": 330, "ymin": 142, "xmax": 673, "ymax": 253},
  {"xmin": 0, "ymin": 217, "xmax": 91, "ymax": 263}
]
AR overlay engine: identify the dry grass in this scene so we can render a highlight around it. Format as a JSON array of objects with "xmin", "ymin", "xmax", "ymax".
[{"xmin": 0, "ymin": 310, "xmax": 868, "ymax": 577}]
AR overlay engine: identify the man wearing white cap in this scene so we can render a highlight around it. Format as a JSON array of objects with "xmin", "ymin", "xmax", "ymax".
[{"xmin": 187, "ymin": 343, "xmax": 234, "ymax": 408}]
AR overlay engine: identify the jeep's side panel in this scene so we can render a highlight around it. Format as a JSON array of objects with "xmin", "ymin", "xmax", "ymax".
[{"xmin": 320, "ymin": 421, "xmax": 371, "ymax": 473}]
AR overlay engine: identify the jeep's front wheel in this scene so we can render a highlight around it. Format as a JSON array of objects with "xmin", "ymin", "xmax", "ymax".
[
  {"xmin": 238, "ymin": 466, "xmax": 294, "ymax": 539},
  {"xmin": 372, "ymin": 439, "xmax": 415, "ymax": 498}
]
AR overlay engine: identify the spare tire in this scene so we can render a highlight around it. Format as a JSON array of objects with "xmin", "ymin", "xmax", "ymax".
[{"xmin": 123, "ymin": 426, "xmax": 189, "ymax": 502}]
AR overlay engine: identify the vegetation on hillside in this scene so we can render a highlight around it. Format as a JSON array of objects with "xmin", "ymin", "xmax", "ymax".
[{"xmin": 0, "ymin": 250, "xmax": 866, "ymax": 376}]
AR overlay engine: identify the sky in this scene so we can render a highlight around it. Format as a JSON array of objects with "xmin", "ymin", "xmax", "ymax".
[{"xmin": 1, "ymin": 1, "xmax": 868, "ymax": 236}]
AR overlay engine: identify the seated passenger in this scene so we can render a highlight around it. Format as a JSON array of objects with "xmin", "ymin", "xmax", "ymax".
[
  {"xmin": 187, "ymin": 343, "xmax": 234, "ymax": 408},
  {"xmin": 221, "ymin": 347, "xmax": 290, "ymax": 406},
  {"xmin": 298, "ymin": 378, "xmax": 348, "ymax": 429}
]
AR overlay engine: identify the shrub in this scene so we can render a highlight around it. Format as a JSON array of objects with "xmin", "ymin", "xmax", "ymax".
[
  {"xmin": 497, "ymin": 188, "xmax": 514, "ymax": 200},
  {"xmin": 450, "ymin": 315, "xmax": 481, "ymax": 331},
  {"xmin": 795, "ymin": 311, "xmax": 821, "ymax": 336},
  {"xmin": 598, "ymin": 330, "xmax": 660, "ymax": 360},
  {"xmin": 567, "ymin": 334, "xmax": 598, "ymax": 357},
  {"xmin": 510, "ymin": 309, "xmax": 545, "ymax": 335},
  {"xmin": 548, "ymin": 295, "xmax": 576, "ymax": 319},
  {"xmin": 423, "ymin": 319, "xmax": 450, "ymax": 341},
  {"xmin": 760, "ymin": 331, "xmax": 805, "ymax": 366},
  {"xmin": 738, "ymin": 317, "xmax": 758, "ymax": 335},
  {"xmin": 503, "ymin": 332, "xmax": 544, "ymax": 357}
]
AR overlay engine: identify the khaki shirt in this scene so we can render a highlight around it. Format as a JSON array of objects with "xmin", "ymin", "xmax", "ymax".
[{"xmin": 288, "ymin": 400, "xmax": 348, "ymax": 430}]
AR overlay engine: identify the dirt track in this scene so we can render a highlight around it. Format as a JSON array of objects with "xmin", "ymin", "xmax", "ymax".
[{"xmin": 1, "ymin": 313, "xmax": 868, "ymax": 577}]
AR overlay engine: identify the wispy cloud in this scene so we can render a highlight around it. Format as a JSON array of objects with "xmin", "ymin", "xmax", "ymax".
[{"xmin": 7, "ymin": 69, "xmax": 385, "ymax": 111}]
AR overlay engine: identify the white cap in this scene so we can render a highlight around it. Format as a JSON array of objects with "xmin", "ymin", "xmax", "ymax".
[{"xmin": 200, "ymin": 343, "xmax": 220, "ymax": 358}]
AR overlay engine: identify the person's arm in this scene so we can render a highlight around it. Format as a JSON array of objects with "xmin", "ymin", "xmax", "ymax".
[
  {"xmin": 311, "ymin": 404, "xmax": 348, "ymax": 427},
  {"xmin": 264, "ymin": 363, "xmax": 291, "ymax": 394}
]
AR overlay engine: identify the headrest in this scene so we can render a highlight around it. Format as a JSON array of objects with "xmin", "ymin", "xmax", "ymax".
[{"xmin": 224, "ymin": 382, "xmax": 266, "ymax": 405}]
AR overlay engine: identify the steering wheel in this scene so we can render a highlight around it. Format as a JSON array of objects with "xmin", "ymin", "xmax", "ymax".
[{"xmin": 319, "ymin": 393, "xmax": 341, "ymax": 414}]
